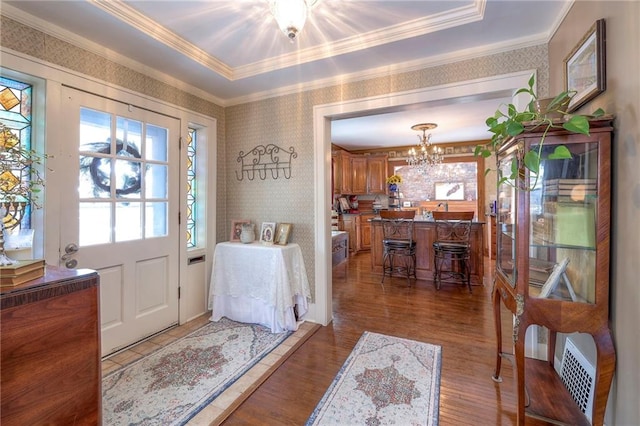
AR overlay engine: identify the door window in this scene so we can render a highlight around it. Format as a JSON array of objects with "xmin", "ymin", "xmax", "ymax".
[{"xmin": 78, "ymin": 108, "xmax": 169, "ymax": 246}]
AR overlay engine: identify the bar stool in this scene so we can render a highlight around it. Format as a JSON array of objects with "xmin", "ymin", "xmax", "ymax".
[
  {"xmin": 432, "ymin": 211, "xmax": 474, "ymax": 293},
  {"xmin": 380, "ymin": 210, "xmax": 416, "ymax": 285}
]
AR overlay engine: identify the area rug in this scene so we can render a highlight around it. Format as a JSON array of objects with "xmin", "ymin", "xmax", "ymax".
[
  {"xmin": 102, "ymin": 318, "xmax": 293, "ymax": 425},
  {"xmin": 306, "ymin": 331, "xmax": 442, "ymax": 426}
]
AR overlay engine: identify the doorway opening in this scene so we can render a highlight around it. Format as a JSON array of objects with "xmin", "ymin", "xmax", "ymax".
[{"xmin": 312, "ymin": 71, "xmax": 534, "ymax": 325}]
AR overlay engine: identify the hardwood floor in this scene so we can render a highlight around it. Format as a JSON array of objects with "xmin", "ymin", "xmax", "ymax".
[{"xmin": 222, "ymin": 252, "xmax": 553, "ymax": 425}]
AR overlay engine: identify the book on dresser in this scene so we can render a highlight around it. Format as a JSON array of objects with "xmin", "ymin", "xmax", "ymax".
[{"xmin": 0, "ymin": 259, "xmax": 46, "ymax": 286}]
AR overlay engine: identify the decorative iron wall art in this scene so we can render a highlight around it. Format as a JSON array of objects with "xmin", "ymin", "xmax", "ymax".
[{"xmin": 236, "ymin": 144, "xmax": 298, "ymax": 181}]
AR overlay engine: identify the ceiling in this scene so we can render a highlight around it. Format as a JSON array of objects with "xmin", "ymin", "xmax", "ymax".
[{"xmin": 3, "ymin": 0, "xmax": 572, "ymax": 150}]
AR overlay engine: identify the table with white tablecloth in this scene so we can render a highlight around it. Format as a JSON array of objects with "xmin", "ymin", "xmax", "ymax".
[{"xmin": 208, "ymin": 241, "xmax": 311, "ymax": 333}]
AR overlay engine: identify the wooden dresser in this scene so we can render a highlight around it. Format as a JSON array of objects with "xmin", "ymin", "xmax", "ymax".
[{"xmin": 1, "ymin": 266, "xmax": 101, "ymax": 425}]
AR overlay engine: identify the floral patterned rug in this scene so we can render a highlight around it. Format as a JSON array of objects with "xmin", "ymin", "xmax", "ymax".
[
  {"xmin": 306, "ymin": 332, "xmax": 442, "ymax": 426},
  {"xmin": 102, "ymin": 318, "xmax": 291, "ymax": 425}
]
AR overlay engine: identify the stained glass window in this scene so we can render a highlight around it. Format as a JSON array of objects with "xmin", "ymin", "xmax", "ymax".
[
  {"xmin": 186, "ymin": 128, "xmax": 197, "ymax": 248},
  {"xmin": 0, "ymin": 76, "xmax": 34, "ymax": 231}
]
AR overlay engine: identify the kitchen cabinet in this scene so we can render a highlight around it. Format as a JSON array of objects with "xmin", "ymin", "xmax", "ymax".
[
  {"xmin": 492, "ymin": 118, "xmax": 615, "ymax": 426},
  {"xmin": 341, "ymin": 213, "xmax": 375, "ymax": 253},
  {"xmin": 352, "ymin": 154, "xmax": 388, "ymax": 195},
  {"xmin": 340, "ymin": 214, "xmax": 357, "ymax": 253},
  {"xmin": 366, "ymin": 155, "xmax": 387, "ymax": 194},
  {"xmin": 351, "ymin": 156, "xmax": 368, "ymax": 194},
  {"xmin": 333, "ymin": 152, "xmax": 388, "ymax": 195},
  {"xmin": 332, "ymin": 150, "xmax": 352, "ymax": 194},
  {"xmin": 1, "ymin": 267, "xmax": 101, "ymax": 425},
  {"xmin": 357, "ymin": 213, "xmax": 375, "ymax": 251}
]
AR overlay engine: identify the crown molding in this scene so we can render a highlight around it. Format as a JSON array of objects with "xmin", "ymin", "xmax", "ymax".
[
  {"xmin": 2, "ymin": 0, "xmax": 485, "ymax": 88},
  {"xmin": 233, "ymin": 1, "xmax": 486, "ymax": 79},
  {"xmin": 93, "ymin": 0, "xmax": 486, "ymax": 81},
  {"xmin": 225, "ymin": 32, "xmax": 547, "ymax": 106},
  {"xmin": 2, "ymin": 0, "xmax": 571, "ymax": 108},
  {"xmin": 88, "ymin": 0, "xmax": 233, "ymax": 79},
  {"xmin": 546, "ymin": 0, "xmax": 575, "ymax": 42},
  {"xmin": 1, "ymin": 3, "xmax": 227, "ymax": 107}
]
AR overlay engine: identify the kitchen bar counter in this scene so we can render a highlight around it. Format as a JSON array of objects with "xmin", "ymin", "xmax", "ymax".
[{"xmin": 370, "ymin": 218, "xmax": 485, "ymax": 285}]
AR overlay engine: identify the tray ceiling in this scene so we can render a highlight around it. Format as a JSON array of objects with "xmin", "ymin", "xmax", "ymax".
[{"xmin": 2, "ymin": 0, "xmax": 572, "ymax": 148}]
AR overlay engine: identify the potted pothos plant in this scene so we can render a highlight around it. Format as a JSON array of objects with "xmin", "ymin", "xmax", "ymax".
[{"xmin": 474, "ymin": 74, "xmax": 605, "ymax": 190}]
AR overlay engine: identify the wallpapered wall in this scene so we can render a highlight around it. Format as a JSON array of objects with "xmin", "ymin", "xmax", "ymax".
[
  {"xmin": 1, "ymin": 13, "xmax": 550, "ymax": 299},
  {"xmin": 5, "ymin": 7, "xmax": 639, "ymax": 422},
  {"xmin": 547, "ymin": 3, "xmax": 640, "ymax": 424},
  {"xmin": 226, "ymin": 46, "xmax": 549, "ymax": 296},
  {"xmin": 0, "ymin": 15, "xmax": 228, "ymax": 244}
]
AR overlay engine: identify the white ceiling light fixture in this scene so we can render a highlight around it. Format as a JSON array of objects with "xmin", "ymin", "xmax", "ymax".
[
  {"xmin": 268, "ymin": 0, "xmax": 320, "ymax": 42},
  {"xmin": 407, "ymin": 123, "xmax": 443, "ymax": 173}
]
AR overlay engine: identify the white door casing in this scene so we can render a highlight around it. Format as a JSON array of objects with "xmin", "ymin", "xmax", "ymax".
[
  {"xmin": 60, "ymin": 87, "xmax": 180, "ymax": 356},
  {"xmin": 312, "ymin": 70, "xmax": 535, "ymax": 326}
]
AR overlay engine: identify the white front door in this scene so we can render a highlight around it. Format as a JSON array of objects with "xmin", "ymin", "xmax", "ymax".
[{"xmin": 60, "ymin": 87, "xmax": 180, "ymax": 356}]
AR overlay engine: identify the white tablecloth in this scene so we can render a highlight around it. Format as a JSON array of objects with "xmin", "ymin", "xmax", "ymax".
[{"xmin": 208, "ymin": 241, "xmax": 311, "ymax": 332}]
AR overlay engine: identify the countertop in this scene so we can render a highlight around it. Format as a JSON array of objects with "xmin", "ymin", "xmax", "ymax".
[
  {"xmin": 369, "ymin": 216, "xmax": 485, "ymax": 224},
  {"xmin": 340, "ymin": 210, "xmax": 377, "ymax": 216},
  {"xmin": 341, "ymin": 211, "xmax": 485, "ymax": 223}
]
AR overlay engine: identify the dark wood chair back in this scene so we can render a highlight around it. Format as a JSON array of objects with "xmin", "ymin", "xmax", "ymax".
[
  {"xmin": 432, "ymin": 211, "xmax": 474, "ymax": 221},
  {"xmin": 380, "ymin": 210, "xmax": 416, "ymax": 219}
]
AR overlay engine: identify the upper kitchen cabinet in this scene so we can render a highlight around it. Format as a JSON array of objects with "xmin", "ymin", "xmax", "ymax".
[
  {"xmin": 332, "ymin": 150, "xmax": 352, "ymax": 194},
  {"xmin": 352, "ymin": 154, "xmax": 388, "ymax": 195},
  {"xmin": 333, "ymin": 151, "xmax": 388, "ymax": 195},
  {"xmin": 366, "ymin": 155, "xmax": 388, "ymax": 194},
  {"xmin": 351, "ymin": 156, "xmax": 368, "ymax": 194}
]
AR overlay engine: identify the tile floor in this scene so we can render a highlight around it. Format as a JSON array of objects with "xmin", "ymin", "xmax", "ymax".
[
  {"xmin": 101, "ymin": 315, "xmax": 320, "ymax": 425},
  {"xmin": 101, "ymin": 314, "xmax": 211, "ymax": 376}
]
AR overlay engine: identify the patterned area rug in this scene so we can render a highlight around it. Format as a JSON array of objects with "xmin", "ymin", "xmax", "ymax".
[
  {"xmin": 102, "ymin": 318, "xmax": 292, "ymax": 425},
  {"xmin": 306, "ymin": 331, "xmax": 442, "ymax": 426}
]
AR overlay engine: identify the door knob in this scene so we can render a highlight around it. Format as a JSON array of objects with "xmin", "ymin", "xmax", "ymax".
[
  {"xmin": 65, "ymin": 243, "xmax": 79, "ymax": 254},
  {"xmin": 62, "ymin": 242, "xmax": 79, "ymax": 266}
]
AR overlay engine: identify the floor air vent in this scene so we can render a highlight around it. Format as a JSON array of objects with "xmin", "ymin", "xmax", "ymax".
[{"xmin": 560, "ymin": 339, "xmax": 595, "ymax": 423}]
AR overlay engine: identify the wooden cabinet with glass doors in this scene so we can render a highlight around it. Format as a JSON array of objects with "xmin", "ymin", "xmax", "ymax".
[{"xmin": 491, "ymin": 118, "xmax": 615, "ymax": 426}]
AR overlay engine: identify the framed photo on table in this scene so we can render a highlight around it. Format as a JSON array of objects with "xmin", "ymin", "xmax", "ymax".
[
  {"xmin": 260, "ymin": 222, "xmax": 276, "ymax": 244},
  {"xmin": 275, "ymin": 223, "xmax": 292, "ymax": 245},
  {"xmin": 564, "ymin": 19, "xmax": 606, "ymax": 113},
  {"xmin": 230, "ymin": 219, "xmax": 250, "ymax": 242}
]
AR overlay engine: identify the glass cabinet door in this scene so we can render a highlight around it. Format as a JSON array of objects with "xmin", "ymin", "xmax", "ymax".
[
  {"xmin": 528, "ymin": 139, "xmax": 599, "ymax": 304},
  {"xmin": 496, "ymin": 144, "xmax": 519, "ymax": 287}
]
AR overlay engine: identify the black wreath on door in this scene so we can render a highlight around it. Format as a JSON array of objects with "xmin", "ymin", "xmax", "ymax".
[{"xmin": 80, "ymin": 139, "xmax": 142, "ymax": 197}]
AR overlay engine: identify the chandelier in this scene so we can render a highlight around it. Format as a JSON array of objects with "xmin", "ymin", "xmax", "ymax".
[
  {"xmin": 268, "ymin": 0, "xmax": 321, "ymax": 43},
  {"xmin": 407, "ymin": 123, "xmax": 443, "ymax": 172}
]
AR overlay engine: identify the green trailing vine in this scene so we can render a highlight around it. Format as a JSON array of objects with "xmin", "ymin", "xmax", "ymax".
[{"xmin": 474, "ymin": 74, "xmax": 605, "ymax": 190}]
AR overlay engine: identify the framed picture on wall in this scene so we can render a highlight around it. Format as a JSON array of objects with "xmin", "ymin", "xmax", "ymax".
[
  {"xmin": 564, "ymin": 19, "xmax": 606, "ymax": 113},
  {"xmin": 435, "ymin": 182, "xmax": 464, "ymax": 200}
]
